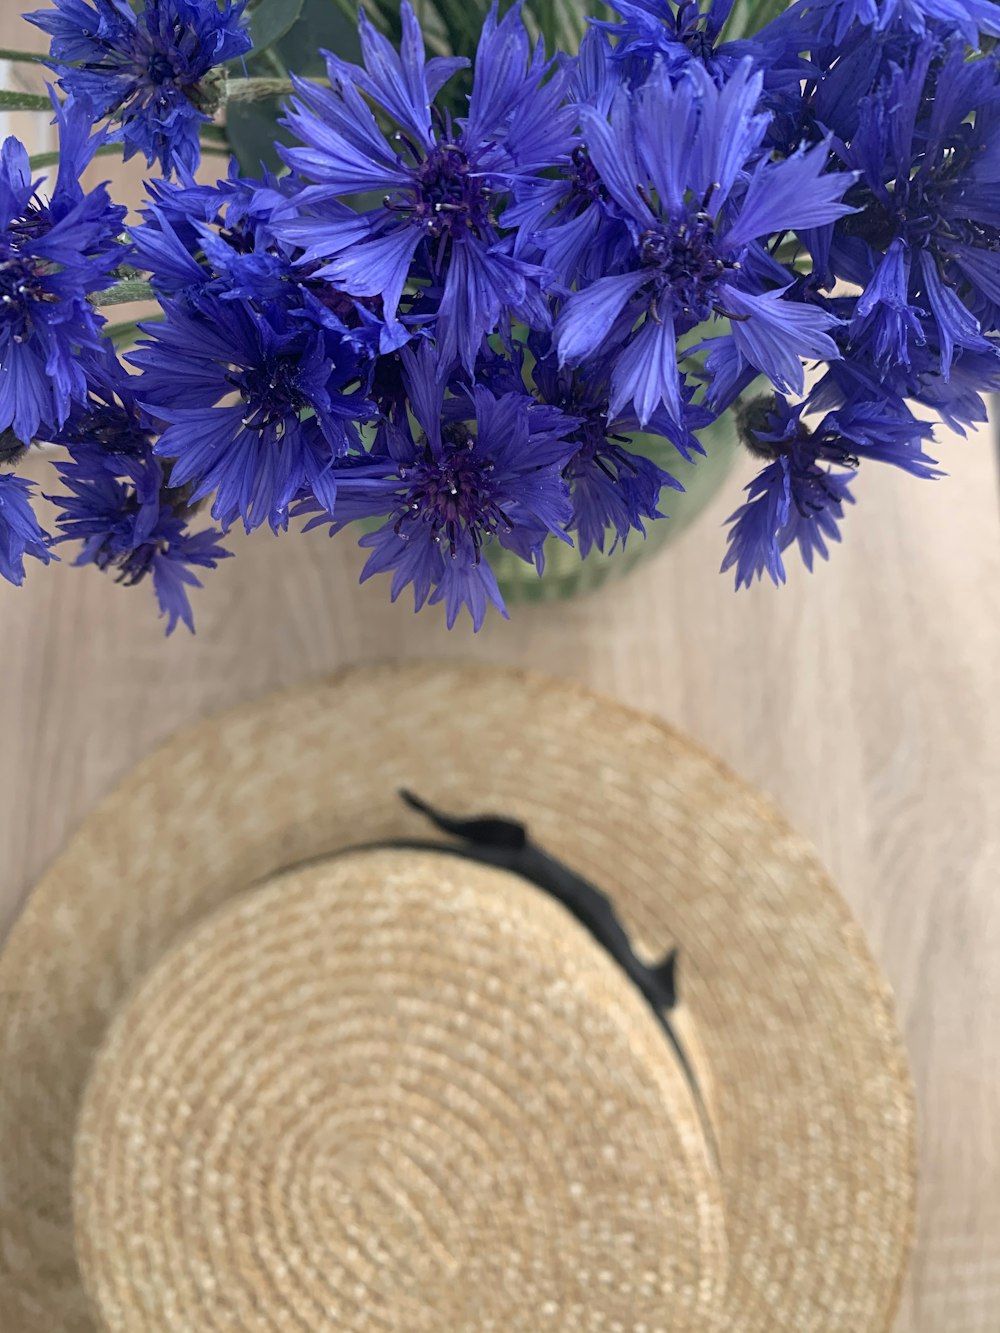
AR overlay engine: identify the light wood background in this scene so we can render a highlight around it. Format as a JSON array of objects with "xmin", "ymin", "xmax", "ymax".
[{"xmin": 1, "ymin": 19, "xmax": 998, "ymax": 1332}]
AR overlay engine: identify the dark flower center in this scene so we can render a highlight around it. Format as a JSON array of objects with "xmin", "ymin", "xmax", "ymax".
[
  {"xmin": 405, "ymin": 142, "xmax": 492, "ymax": 240},
  {"xmin": 844, "ymin": 133, "xmax": 1000, "ymax": 257},
  {"xmin": 735, "ymin": 397, "xmax": 860, "ymax": 489},
  {"xmin": 396, "ymin": 427, "xmax": 507, "ymax": 561},
  {"xmin": 685, "ymin": 29, "xmax": 715, "ymax": 59},
  {"xmin": 791, "ymin": 465, "xmax": 851, "ymax": 519},
  {"xmin": 217, "ymin": 223, "xmax": 256, "ymax": 256},
  {"xmin": 565, "ymin": 431, "xmax": 638, "ymax": 485},
  {"xmin": 638, "ymin": 209, "xmax": 733, "ymax": 322},
  {"xmin": 146, "ymin": 52, "xmax": 176, "ymax": 86},
  {"xmin": 569, "ymin": 146, "xmax": 607, "ymax": 204},
  {"xmin": 0, "ymin": 254, "xmax": 48, "ymax": 340},
  {"xmin": 69, "ymin": 403, "xmax": 152, "ymax": 455},
  {"xmin": 237, "ymin": 358, "xmax": 305, "ymax": 434}
]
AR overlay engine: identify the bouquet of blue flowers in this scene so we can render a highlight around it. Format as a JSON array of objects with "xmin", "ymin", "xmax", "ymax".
[{"xmin": 1, "ymin": 0, "xmax": 997, "ymax": 631}]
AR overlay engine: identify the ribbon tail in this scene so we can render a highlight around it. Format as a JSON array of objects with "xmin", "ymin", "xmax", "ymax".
[{"xmin": 399, "ymin": 789, "xmax": 528, "ymax": 850}]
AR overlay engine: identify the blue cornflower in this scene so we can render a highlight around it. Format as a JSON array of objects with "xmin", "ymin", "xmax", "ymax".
[
  {"xmin": 0, "ymin": 473, "xmax": 55, "ymax": 585},
  {"xmin": 131, "ymin": 165, "xmax": 387, "ymax": 374},
  {"xmin": 724, "ymin": 457, "xmax": 855, "ymax": 588},
  {"xmin": 724, "ymin": 398, "xmax": 854, "ymax": 588},
  {"xmin": 45, "ymin": 347, "xmax": 230, "ymax": 632},
  {"xmin": 51, "ymin": 446, "xmax": 230, "ymax": 633},
  {"xmin": 0, "ymin": 100, "xmax": 126, "ymax": 445},
  {"xmin": 43, "ymin": 340, "xmax": 152, "ymax": 453},
  {"xmin": 529, "ymin": 338, "xmax": 688, "ymax": 556},
  {"xmin": 132, "ymin": 163, "xmax": 297, "ymax": 303},
  {"xmin": 772, "ymin": 0, "xmax": 1000, "ymax": 48},
  {"xmin": 552, "ymin": 60, "xmax": 851, "ymax": 431},
  {"xmin": 503, "ymin": 30, "xmax": 634, "ymax": 286},
  {"xmin": 595, "ymin": 0, "xmax": 769, "ymax": 80},
  {"xmin": 299, "ymin": 343, "xmax": 577, "ymax": 629},
  {"xmin": 829, "ymin": 43, "xmax": 1000, "ymax": 379},
  {"xmin": 907, "ymin": 341, "xmax": 1000, "ymax": 434},
  {"xmin": 27, "ymin": 0, "xmax": 251, "ymax": 176},
  {"xmin": 129, "ymin": 295, "xmax": 372, "ymax": 532},
  {"xmin": 723, "ymin": 392, "xmax": 939, "ymax": 587},
  {"xmin": 274, "ymin": 0, "xmax": 574, "ymax": 369}
]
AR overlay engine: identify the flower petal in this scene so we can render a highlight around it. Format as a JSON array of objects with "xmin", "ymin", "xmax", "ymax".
[
  {"xmin": 722, "ymin": 285, "xmax": 841, "ymax": 396},
  {"xmin": 555, "ymin": 270, "xmax": 647, "ymax": 367},
  {"xmin": 723, "ymin": 141, "xmax": 856, "ymax": 251}
]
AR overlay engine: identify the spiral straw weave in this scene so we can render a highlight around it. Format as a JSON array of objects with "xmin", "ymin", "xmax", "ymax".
[
  {"xmin": 73, "ymin": 851, "xmax": 726, "ymax": 1332},
  {"xmin": 0, "ymin": 663, "xmax": 916, "ymax": 1332}
]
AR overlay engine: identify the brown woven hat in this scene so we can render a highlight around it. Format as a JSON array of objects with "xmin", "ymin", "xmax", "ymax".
[{"xmin": 0, "ymin": 663, "xmax": 915, "ymax": 1332}]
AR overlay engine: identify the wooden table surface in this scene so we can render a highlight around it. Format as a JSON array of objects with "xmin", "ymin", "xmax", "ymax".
[{"xmin": 2, "ymin": 23, "xmax": 999, "ymax": 1333}]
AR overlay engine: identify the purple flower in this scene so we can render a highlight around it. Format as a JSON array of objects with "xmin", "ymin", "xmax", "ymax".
[
  {"xmin": 299, "ymin": 343, "xmax": 577, "ymax": 629},
  {"xmin": 595, "ymin": 0, "xmax": 773, "ymax": 81},
  {"xmin": 131, "ymin": 162, "xmax": 299, "ymax": 303},
  {"xmin": 0, "ymin": 472, "xmax": 55, "ymax": 585},
  {"xmin": 529, "ymin": 337, "xmax": 688, "ymax": 556},
  {"xmin": 51, "ymin": 445, "xmax": 231, "ymax": 633},
  {"xmin": 129, "ymin": 295, "xmax": 372, "ymax": 532},
  {"xmin": 27, "ymin": 0, "xmax": 251, "ymax": 176},
  {"xmin": 502, "ymin": 30, "xmax": 634, "ymax": 286},
  {"xmin": 723, "ymin": 392, "xmax": 939, "ymax": 587},
  {"xmin": 829, "ymin": 42, "xmax": 1000, "ymax": 380},
  {"xmin": 45, "ymin": 349, "xmax": 230, "ymax": 632},
  {"xmin": 273, "ymin": 1, "xmax": 574, "ymax": 370},
  {"xmin": 773, "ymin": 0, "xmax": 1000, "ymax": 48},
  {"xmin": 0, "ymin": 98, "xmax": 126, "ymax": 445},
  {"xmin": 551, "ymin": 60, "xmax": 851, "ymax": 431},
  {"xmin": 724, "ymin": 415, "xmax": 854, "ymax": 588}
]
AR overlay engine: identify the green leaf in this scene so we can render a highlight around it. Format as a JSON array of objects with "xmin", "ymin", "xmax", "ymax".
[
  {"xmin": 722, "ymin": 0, "xmax": 789, "ymax": 40},
  {"xmin": 246, "ymin": 0, "xmax": 306, "ymax": 55},
  {"xmin": 225, "ymin": 97, "xmax": 286, "ymax": 174},
  {"xmin": 424, "ymin": 0, "xmax": 483, "ymax": 54},
  {"xmin": 0, "ymin": 90, "xmax": 52, "ymax": 110},
  {"xmin": 352, "ymin": 0, "xmax": 611, "ymax": 60},
  {"xmin": 275, "ymin": 0, "xmax": 361, "ymax": 77},
  {"xmin": 226, "ymin": 0, "xmax": 361, "ymax": 174}
]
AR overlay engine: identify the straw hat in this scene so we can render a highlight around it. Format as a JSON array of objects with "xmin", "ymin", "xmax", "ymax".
[{"xmin": 0, "ymin": 663, "xmax": 915, "ymax": 1332}]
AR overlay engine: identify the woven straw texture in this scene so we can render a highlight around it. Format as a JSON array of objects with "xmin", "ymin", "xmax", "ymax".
[
  {"xmin": 0, "ymin": 663, "xmax": 916, "ymax": 1332},
  {"xmin": 73, "ymin": 852, "xmax": 726, "ymax": 1332}
]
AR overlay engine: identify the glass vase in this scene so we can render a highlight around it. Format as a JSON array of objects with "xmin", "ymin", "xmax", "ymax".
[{"xmin": 489, "ymin": 414, "xmax": 739, "ymax": 604}]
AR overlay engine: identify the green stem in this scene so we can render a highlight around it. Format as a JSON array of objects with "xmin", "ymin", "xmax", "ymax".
[
  {"xmin": 0, "ymin": 90, "xmax": 53, "ymax": 111},
  {"xmin": 224, "ymin": 76, "xmax": 298, "ymax": 103},
  {"xmin": 29, "ymin": 142, "xmax": 122, "ymax": 170},
  {"xmin": 259, "ymin": 47, "xmax": 288, "ymax": 79},
  {"xmin": 90, "ymin": 279, "xmax": 155, "ymax": 307},
  {"xmin": 0, "ymin": 48, "xmax": 45, "ymax": 64},
  {"xmin": 330, "ymin": 0, "xmax": 359, "ymax": 28}
]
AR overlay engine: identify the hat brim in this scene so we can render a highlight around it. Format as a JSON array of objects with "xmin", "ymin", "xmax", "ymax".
[{"xmin": 0, "ymin": 663, "xmax": 915, "ymax": 1331}]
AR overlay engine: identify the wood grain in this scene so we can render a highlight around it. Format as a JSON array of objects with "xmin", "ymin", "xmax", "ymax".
[{"xmin": 1, "ymin": 16, "xmax": 999, "ymax": 1331}]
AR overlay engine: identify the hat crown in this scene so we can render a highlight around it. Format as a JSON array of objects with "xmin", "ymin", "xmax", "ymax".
[{"xmin": 73, "ymin": 850, "xmax": 726, "ymax": 1332}]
